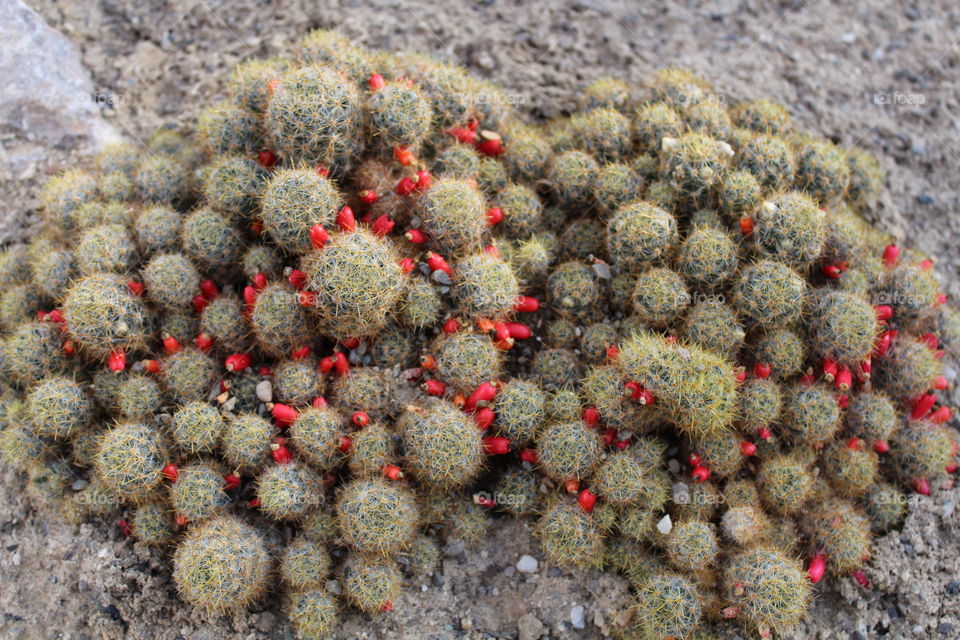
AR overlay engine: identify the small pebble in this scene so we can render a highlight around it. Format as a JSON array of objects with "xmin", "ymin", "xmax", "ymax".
[
  {"xmin": 255, "ymin": 380, "xmax": 272, "ymax": 402},
  {"xmin": 516, "ymin": 554, "xmax": 539, "ymax": 573},
  {"xmin": 945, "ymin": 581, "xmax": 960, "ymax": 595},
  {"xmin": 570, "ymin": 605, "xmax": 586, "ymax": 629},
  {"xmin": 656, "ymin": 514, "xmax": 672, "ymax": 535},
  {"xmin": 937, "ymin": 622, "xmax": 955, "ymax": 635}
]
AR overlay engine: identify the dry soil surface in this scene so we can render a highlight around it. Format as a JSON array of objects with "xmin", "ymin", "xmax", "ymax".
[{"xmin": 2, "ymin": 1, "xmax": 960, "ymax": 639}]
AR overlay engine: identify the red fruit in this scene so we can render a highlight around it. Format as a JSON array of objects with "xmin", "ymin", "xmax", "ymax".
[
  {"xmin": 930, "ymin": 406, "xmax": 952, "ymax": 424},
  {"xmin": 63, "ymin": 340, "xmax": 76, "ymax": 357},
  {"xmin": 414, "ymin": 170, "xmax": 432, "ymax": 192},
  {"xmin": 474, "ymin": 493, "xmax": 496, "ymax": 507},
  {"xmin": 851, "ymin": 570, "xmax": 869, "ymax": 588},
  {"xmin": 846, "ymin": 437, "xmax": 864, "ymax": 451},
  {"xmin": 602, "ymin": 428, "xmax": 617, "ymax": 446},
  {"xmin": 464, "ymin": 381, "xmax": 498, "ymax": 411},
  {"xmin": 484, "ymin": 244, "xmax": 500, "ymax": 258},
  {"xmin": 485, "ymin": 207, "xmax": 504, "ymax": 226},
  {"xmin": 343, "ymin": 337, "xmax": 361, "ymax": 350},
  {"xmin": 837, "ymin": 394, "xmax": 850, "ymax": 409},
  {"xmin": 739, "ymin": 216, "xmax": 754, "ymax": 236},
  {"xmin": 564, "ymin": 478, "xmax": 580, "ymax": 494},
  {"xmin": 162, "ymin": 464, "xmax": 179, "ymax": 483},
  {"xmin": 753, "ymin": 362, "xmax": 772, "ymax": 379},
  {"xmin": 297, "ymin": 290, "xmax": 316, "ymax": 307},
  {"xmin": 257, "ymin": 149, "xmax": 277, "ymax": 168},
  {"xmin": 368, "ymin": 73, "xmax": 386, "ymax": 91},
  {"xmin": 252, "ymin": 272, "xmax": 268, "ymax": 291},
  {"xmin": 333, "ymin": 352, "xmax": 350, "ymax": 377},
  {"xmin": 223, "ymin": 473, "xmax": 241, "ymax": 490},
  {"xmin": 835, "ymin": 366, "xmax": 852, "ymax": 392},
  {"xmin": 882, "ymin": 244, "xmax": 900, "ymax": 268},
  {"xmin": 582, "ymin": 406, "xmax": 600, "ymax": 428},
  {"xmin": 225, "ymin": 353, "xmax": 252, "ymax": 372},
  {"xmin": 395, "ymin": 175, "xmax": 418, "ymax": 195},
  {"xmin": 691, "ymin": 465, "xmax": 711, "ymax": 482},
  {"xmin": 934, "ymin": 376, "xmax": 949, "ymax": 390},
  {"xmin": 859, "ymin": 359, "xmax": 872, "ymax": 380},
  {"xmin": 740, "ymin": 441, "xmax": 757, "ymax": 456},
  {"xmin": 442, "ymin": 317, "xmax": 461, "ymax": 334},
  {"xmin": 473, "ymin": 407, "xmax": 495, "ymax": 430},
  {"xmin": 506, "ymin": 322, "xmax": 531, "ymax": 340},
  {"xmin": 315, "ymin": 165, "xmax": 329, "ymax": 178},
  {"xmin": 687, "ymin": 452, "xmax": 702, "ymax": 466},
  {"xmin": 192, "ymin": 294, "xmax": 209, "ymax": 314},
  {"xmin": 911, "ymin": 393, "xmax": 937, "ymax": 420},
  {"xmin": 248, "ymin": 497, "xmax": 261, "ymax": 508},
  {"xmin": 420, "ymin": 354, "xmax": 438, "ymax": 370},
  {"xmin": 807, "ymin": 553, "xmax": 826, "ymax": 583},
  {"xmin": 577, "ymin": 488, "xmax": 597, "ymax": 513},
  {"xmin": 243, "ymin": 285, "xmax": 258, "ymax": 306},
  {"xmin": 422, "ymin": 379, "xmax": 448, "ymax": 396},
  {"xmin": 446, "ymin": 126, "xmax": 476, "ymax": 145},
  {"xmin": 127, "ymin": 279, "xmax": 144, "ymax": 297},
  {"xmin": 163, "ymin": 335, "xmax": 181, "ymax": 355},
  {"xmin": 520, "ymin": 448, "xmax": 538, "ymax": 464},
  {"xmin": 250, "ymin": 219, "xmax": 264, "ymax": 236},
  {"xmin": 271, "ymin": 439, "xmax": 294, "ymax": 464},
  {"xmin": 358, "ymin": 189, "xmax": 379, "ymax": 205},
  {"xmin": 874, "ymin": 330, "xmax": 895, "ymax": 357},
  {"xmin": 398, "ymin": 257, "xmax": 416, "ymax": 274},
  {"xmin": 311, "ymin": 396, "xmax": 327, "ymax": 408},
  {"xmin": 606, "ymin": 344, "xmax": 620, "ymax": 361},
  {"xmin": 821, "ymin": 264, "xmax": 842, "ymax": 279},
  {"xmin": 381, "ymin": 464, "xmax": 403, "ymax": 481},
  {"xmin": 425, "ymin": 252, "xmax": 453, "ymax": 276},
  {"xmin": 757, "ymin": 426, "xmax": 772, "ymax": 440},
  {"xmin": 873, "ymin": 440, "xmax": 889, "ymax": 454},
  {"xmin": 310, "ymin": 224, "xmax": 329, "ymax": 250},
  {"xmin": 290, "ymin": 346, "xmax": 311, "ymax": 360},
  {"xmin": 141, "ymin": 359, "xmax": 162, "ymax": 375},
  {"xmin": 338, "ymin": 436, "xmax": 353, "ymax": 453},
  {"xmin": 919, "ymin": 258, "xmax": 934, "ymax": 270},
  {"xmin": 513, "ymin": 296, "xmax": 540, "ymax": 312},
  {"xmin": 117, "ymin": 519, "xmax": 133, "ymax": 538},
  {"xmin": 47, "ymin": 309, "xmax": 65, "ymax": 324},
  {"xmin": 913, "ymin": 477, "xmax": 931, "ymax": 495},
  {"xmin": 936, "ymin": 293, "xmax": 948, "ymax": 305},
  {"xmin": 271, "ymin": 403, "xmax": 299, "ymax": 426},
  {"xmin": 352, "ymin": 411, "xmax": 370, "ymax": 428},
  {"xmin": 475, "ymin": 136, "xmax": 504, "ymax": 156},
  {"xmin": 874, "ymin": 304, "xmax": 893, "ymax": 321},
  {"xmin": 405, "ymin": 228, "xmax": 429, "ymax": 244},
  {"xmin": 821, "ymin": 357, "xmax": 838, "ymax": 382},
  {"xmin": 483, "ymin": 436, "xmax": 511, "ymax": 455},
  {"xmin": 393, "ymin": 145, "xmax": 414, "ymax": 166},
  {"xmin": 946, "ymin": 463, "xmax": 958, "ymax": 474},
  {"xmin": 380, "ymin": 601, "xmax": 394, "ymax": 613},
  {"xmin": 735, "ymin": 367, "xmax": 747, "ymax": 383},
  {"xmin": 919, "ymin": 333, "xmax": 939, "ymax": 350}
]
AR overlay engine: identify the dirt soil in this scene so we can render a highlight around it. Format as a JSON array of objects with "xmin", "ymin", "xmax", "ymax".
[{"xmin": 2, "ymin": 1, "xmax": 960, "ymax": 638}]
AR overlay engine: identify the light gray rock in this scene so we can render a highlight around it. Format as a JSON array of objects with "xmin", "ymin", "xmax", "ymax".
[{"xmin": 516, "ymin": 554, "xmax": 539, "ymax": 573}]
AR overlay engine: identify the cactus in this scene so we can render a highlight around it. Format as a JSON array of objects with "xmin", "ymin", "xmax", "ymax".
[
  {"xmin": 548, "ymin": 150, "xmax": 599, "ymax": 208},
  {"xmin": 496, "ymin": 183, "xmax": 543, "ymax": 240},
  {"xmin": 173, "ymin": 515, "xmax": 270, "ymax": 612},
  {"xmin": 531, "ymin": 348, "xmax": 582, "ymax": 391},
  {"xmin": 845, "ymin": 391, "xmax": 897, "ymax": 448},
  {"xmin": 401, "ymin": 401, "xmax": 483, "ymax": 489},
  {"xmin": 631, "ymin": 571, "xmax": 702, "ymax": 640},
  {"xmin": 594, "ymin": 162, "xmax": 642, "ymax": 213},
  {"xmin": 452, "ymin": 252, "xmax": 520, "ymax": 321},
  {"xmin": 781, "ymin": 383, "xmax": 840, "ymax": 445},
  {"xmin": 492, "ymin": 379, "xmax": 548, "ymax": 445},
  {"xmin": 737, "ymin": 377, "xmax": 782, "ymax": 432},
  {"xmin": 273, "ymin": 358, "xmax": 323, "ymax": 406},
  {"xmin": 661, "ymin": 133, "xmax": 732, "ymax": 204},
  {"xmin": 94, "ymin": 422, "xmax": 167, "ymax": 501},
  {"xmin": 723, "ymin": 546, "xmax": 811, "ymax": 634},
  {"xmin": 682, "ymin": 298, "xmax": 745, "ymax": 359},
  {"xmin": 289, "ymin": 590, "xmax": 339, "ymax": 639},
  {"xmin": 807, "ymin": 289, "xmax": 879, "ymax": 363},
  {"xmin": 131, "ymin": 502, "xmax": 176, "ymax": 545},
  {"xmin": 801, "ymin": 497, "xmax": 871, "ymax": 575},
  {"xmin": 27, "ymin": 376, "xmax": 91, "ymax": 439},
  {"xmin": 537, "ymin": 420, "xmax": 602, "ymax": 482},
  {"xmin": 197, "ymin": 100, "xmax": 265, "ymax": 156},
  {"xmin": 416, "ymin": 178, "xmax": 486, "ymax": 257},
  {"xmin": 222, "ymin": 413, "xmax": 274, "ymax": 472},
  {"xmin": 289, "ymin": 406, "xmax": 346, "ymax": 470},
  {"xmin": 536, "ymin": 498, "xmax": 604, "ymax": 569},
  {"xmin": 731, "ymin": 260, "xmax": 806, "ymax": 329},
  {"xmin": 336, "ymin": 478, "xmax": 418, "ymax": 555},
  {"xmin": 666, "ymin": 519, "xmax": 720, "ymax": 574},
  {"xmin": 559, "ymin": 218, "xmax": 607, "ymax": 261},
  {"xmin": 873, "ymin": 334, "xmax": 942, "ymax": 399},
  {"xmin": 257, "ymin": 461, "xmax": 323, "ymax": 521},
  {"xmin": 348, "ymin": 422, "xmax": 394, "ymax": 478},
  {"xmin": 251, "ymin": 283, "xmax": 311, "ymax": 355},
  {"xmin": 595, "ymin": 451, "xmax": 669, "ymax": 507},
  {"xmin": 569, "ymin": 107, "xmax": 633, "ymax": 162},
  {"xmin": 634, "ymin": 102, "xmax": 684, "ymax": 152},
  {"xmin": 199, "ymin": 294, "xmax": 248, "ymax": 353},
  {"xmin": 580, "ymin": 322, "xmax": 619, "ymax": 365},
  {"xmin": 333, "ymin": 367, "xmax": 397, "ymax": 420},
  {"xmin": 142, "ymin": 253, "xmax": 201, "ymax": 310},
  {"xmin": 161, "ymin": 347, "xmax": 218, "ymax": 403},
  {"xmin": 434, "ymin": 143, "xmax": 481, "ymax": 179},
  {"xmin": 630, "ymin": 267, "xmax": 690, "ymax": 327},
  {"xmin": 170, "ymin": 401, "xmax": 225, "ymax": 455},
  {"xmin": 753, "ymin": 191, "xmax": 825, "ymax": 267},
  {"xmin": 341, "ymin": 554, "xmax": 403, "ymax": 614},
  {"xmin": 117, "ymin": 374, "xmax": 163, "ymax": 420},
  {"xmin": 720, "ymin": 504, "xmax": 770, "ymax": 547},
  {"xmin": 399, "ymin": 277, "xmax": 442, "ymax": 329},
  {"xmin": 793, "ymin": 137, "xmax": 850, "ymax": 204},
  {"xmin": 756, "ymin": 454, "xmax": 812, "ymax": 515},
  {"xmin": 493, "ymin": 467, "xmax": 541, "ymax": 517},
  {"xmin": 862, "ymin": 482, "xmax": 908, "ymax": 533},
  {"xmin": 736, "ymin": 134, "xmax": 794, "ymax": 191},
  {"xmin": 753, "ymin": 328, "xmax": 806, "ymax": 378},
  {"xmin": 434, "ymin": 331, "xmax": 501, "ymax": 393},
  {"xmin": 171, "ymin": 462, "xmax": 231, "ymax": 523},
  {"xmin": 261, "ymin": 168, "xmax": 342, "ymax": 255},
  {"xmin": 281, "ymin": 537, "xmax": 331, "ymax": 590},
  {"xmin": 203, "ymin": 156, "xmax": 268, "ymax": 221},
  {"xmin": 181, "ymin": 207, "xmax": 244, "ymax": 274},
  {"xmin": 607, "ymin": 201, "xmax": 678, "ymax": 274},
  {"xmin": 547, "ymin": 261, "xmax": 602, "ymax": 321},
  {"xmin": 135, "ymin": 154, "xmax": 188, "ymax": 205},
  {"xmin": 822, "ymin": 438, "xmax": 878, "ymax": 497}
]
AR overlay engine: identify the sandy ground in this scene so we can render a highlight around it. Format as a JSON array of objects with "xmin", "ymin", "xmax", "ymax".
[{"xmin": 2, "ymin": 0, "xmax": 960, "ymax": 638}]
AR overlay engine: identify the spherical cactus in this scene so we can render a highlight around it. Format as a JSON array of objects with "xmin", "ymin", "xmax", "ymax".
[
  {"xmin": 631, "ymin": 571, "xmax": 702, "ymax": 640},
  {"xmin": 496, "ymin": 183, "xmax": 543, "ymax": 240},
  {"xmin": 41, "ymin": 169, "xmax": 98, "ymax": 232},
  {"xmin": 559, "ymin": 218, "xmax": 607, "ymax": 261},
  {"xmin": 289, "ymin": 590, "xmax": 338, "ymax": 639},
  {"xmin": 509, "ymin": 233, "xmax": 556, "ymax": 287},
  {"xmin": 676, "ymin": 226, "xmax": 739, "ymax": 290},
  {"xmin": 370, "ymin": 323, "xmax": 418, "ymax": 368},
  {"xmin": 717, "ymin": 169, "xmax": 762, "ymax": 220},
  {"xmin": 161, "ymin": 347, "xmax": 218, "ymax": 403},
  {"xmin": 401, "ymin": 401, "xmax": 483, "ymax": 489},
  {"xmin": 537, "ymin": 420, "xmax": 602, "ymax": 483},
  {"xmin": 416, "ymin": 178, "xmax": 486, "ymax": 256},
  {"xmin": 434, "ymin": 331, "xmax": 501, "ymax": 393},
  {"xmin": 241, "ymin": 244, "xmax": 284, "ymax": 281},
  {"xmin": 630, "ymin": 267, "xmax": 690, "ymax": 327},
  {"xmin": 94, "ymin": 423, "xmax": 166, "ymax": 501},
  {"xmin": 661, "ymin": 133, "xmax": 732, "ymax": 204},
  {"xmin": 754, "ymin": 328, "xmax": 806, "ymax": 378},
  {"xmin": 494, "ymin": 467, "xmax": 541, "ymax": 517},
  {"xmin": 724, "ymin": 546, "xmax": 811, "ymax": 634},
  {"xmin": 142, "ymin": 253, "xmax": 201, "ymax": 310},
  {"xmin": 199, "ymin": 295, "xmax": 248, "ymax": 354},
  {"xmin": 172, "ymin": 515, "xmax": 270, "ymax": 612},
  {"xmin": 731, "ymin": 260, "xmax": 806, "ymax": 329},
  {"xmin": 75, "ymin": 223, "xmax": 137, "ymax": 275},
  {"xmin": 342, "ymin": 554, "xmax": 403, "ymax": 614},
  {"xmin": 303, "ymin": 229, "xmax": 404, "ymax": 339},
  {"xmin": 63, "ymin": 273, "xmax": 153, "ymax": 358},
  {"xmin": 502, "ymin": 122, "xmax": 552, "ymax": 183},
  {"xmin": 874, "ymin": 335, "xmax": 942, "ymax": 399},
  {"xmin": 548, "ymin": 261, "xmax": 602, "ymax": 321},
  {"xmin": 753, "ymin": 191, "xmax": 826, "ymax": 267},
  {"xmin": 807, "ymin": 289, "xmax": 878, "ymax": 363},
  {"xmin": 27, "ymin": 376, "xmax": 92, "ymax": 439},
  {"xmin": 756, "ymin": 454, "xmax": 813, "ymax": 515},
  {"xmin": 256, "ymin": 461, "xmax": 323, "ymax": 521},
  {"xmin": 261, "ymin": 168, "xmax": 342, "ymax": 254},
  {"xmin": 251, "ymin": 283, "xmax": 311, "ymax": 355},
  {"xmin": 781, "ymin": 384, "xmax": 840, "ymax": 445},
  {"xmin": 434, "ymin": 143, "xmax": 481, "ymax": 179},
  {"xmin": 0, "ymin": 284, "xmax": 44, "ymax": 333},
  {"xmin": 801, "ymin": 497, "xmax": 871, "ymax": 575},
  {"xmin": 580, "ymin": 322, "xmax": 619, "ymax": 365},
  {"xmin": 593, "ymin": 162, "xmax": 642, "ymax": 213},
  {"xmin": 732, "ymin": 99, "xmax": 791, "ymax": 135},
  {"xmin": 721, "ymin": 505, "xmax": 771, "ymax": 547},
  {"xmin": 30, "ymin": 247, "xmax": 75, "ymax": 301},
  {"xmin": 451, "ymin": 252, "xmax": 520, "ymax": 320},
  {"xmin": 181, "ymin": 207, "xmax": 244, "ymax": 274},
  {"xmin": 280, "ymin": 537, "xmax": 331, "ymax": 590},
  {"xmin": 793, "ymin": 137, "xmax": 850, "ymax": 203},
  {"xmin": 336, "ymin": 478, "xmax": 419, "ymax": 555},
  {"xmin": 693, "ymin": 428, "xmax": 748, "ymax": 479},
  {"xmin": 531, "ymin": 347, "xmax": 582, "ymax": 391},
  {"xmin": 737, "ymin": 377, "xmax": 782, "ymax": 432},
  {"xmin": 736, "ymin": 134, "xmax": 795, "ymax": 191},
  {"xmin": 634, "ymin": 101, "xmax": 684, "ymax": 152},
  {"xmin": 536, "ymin": 498, "xmax": 603, "ymax": 569},
  {"xmin": 289, "ymin": 406, "xmax": 347, "ymax": 470},
  {"xmin": 878, "ymin": 263, "xmax": 940, "ymax": 323},
  {"xmin": 846, "ymin": 147, "xmax": 883, "ymax": 210},
  {"xmin": 170, "ymin": 401, "xmax": 224, "ymax": 455},
  {"xmin": 569, "ymin": 107, "xmax": 633, "ymax": 162},
  {"xmin": 135, "ymin": 154, "xmax": 188, "ymax": 205},
  {"xmin": 822, "ymin": 438, "xmax": 878, "ymax": 497},
  {"xmin": 889, "ymin": 423, "xmax": 955, "ymax": 489},
  {"xmin": 862, "ymin": 482, "xmax": 908, "ymax": 533},
  {"xmin": 228, "ymin": 58, "xmax": 291, "ymax": 114},
  {"xmin": 595, "ymin": 451, "xmax": 667, "ymax": 507},
  {"xmin": 202, "ymin": 156, "xmax": 267, "ymax": 221},
  {"xmin": 368, "ymin": 80, "xmax": 433, "ymax": 152},
  {"xmin": 117, "ymin": 374, "xmax": 163, "ymax": 420},
  {"xmin": 845, "ymin": 391, "xmax": 897, "ymax": 448},
  {"xmin": 131, "ymin": 502, "xmax": 176, "ymax": 545},
  {"xmin": 548, "ymin": 150, "xmax": 599, "ymax": 208},
  {"xmin": 273, "ymin": 358, "xmax": 323, "ymax": 406},
  {"xmin": 171, "ymin": 462, "xmax": 231, "ymax": 523},
  {"xmin": 681, "ymin": 299, "xmax": 745, "ymax": 359},
  {"xmin": 266, "ymin": 64, "xmax": 362, "ymax": 173},
  {"xmin": 666, "ymin": 519, "xmax": 720, "ymax": 574},
  {"xmin": 197, "ymin": 100, "xmax": 265, "ymax": 156},
  {"xmin": 348, "ymin": 422, "xmax": 394, "ymax": 478},
  {"xmin": 222, "ymin": 413, "xmax": 273, "ymax": 472},
  {"xmin": 606, "ymin": 201, "xmax": 678, "ymax": 274},
  {"xmin": 399, "ymin": 277, "xmax": 442, "ymax": 329},
  {"xmin": 333, "ymin": 367, "xmax": 397, "ymax": 420}
]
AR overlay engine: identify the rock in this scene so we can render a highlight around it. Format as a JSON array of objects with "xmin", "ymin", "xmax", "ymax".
[
  {"xmin": 516, "ymin": 554, "xmax": 539, "ymax": 574},
  {"xmin": 570, "ymin": 605, "xmax": 586, "ymax": 629},
  {"xmin": 517, "ymin": 613, "xmax": 545, "ymax": 640},
  {"xmin": 656, "ymin": 514, "xmax": 673, "ymax": 535},
  {"xmin": 937, "ymin": 622, "xmax": 955, "ymax": 635},
  {"xmin": 255, "ymin": 612, "xmax": 275, "ymax": 633},
  {"xmin": 0, "ymin": 0, "xmax": 117, "ymax": 150},
  {"xmin": 255, "ymin": 380, "xmax": 272, "ymax": 403},
  {"xmin": 945, "ymin": 581, "xmax": 960, "ymax": 595}
]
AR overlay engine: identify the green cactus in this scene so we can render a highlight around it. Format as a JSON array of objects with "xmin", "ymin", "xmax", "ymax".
[
  {"xmin": 94, "ymin": 422, "xmax": 167, "ymax": 501},
  {"xmin": 117, "ymin": 374, "xmax": 163, "ymax": 420},
  {"xmin": 631, "ymin": 571, "xmax": 702, "ymax": 640},
  {"xmin": 250, "ymin": 283, "xmax": 311, "ymax": 356},
  {"xmin": 401, "ymin": 401, "xmax": 483, "ymax": 489},
  {"xmin": 222, "ymin": 413, "xmax": 274, "ymax": 472},
  {"xmin": 280, "ymin": 537, "xmax": 331, "ymax": 590},
  {"xmin": 342, "ymin": 553, "xmax": 403, "ymax": 614},
  {"xmin": 170, "ymin": 401, "xmax": 225, "ymax": 455},
  {"xmin": 452, "ymin": 252, "xmax": 520, "ymax": 321},
  {"xmin": 731, "ymin": 260, "xmax": 806, "ymax": 329},
  {"xmin": 181, "ymin": 207, "xmax": 244, "ymax": 275},
  {"xmin": 416, "ymin": 178, "xmax": 486, "ymax": 257},
  {"xmin": 607, "ymin": 201, "xmax": 678, "ymax": 274},
  {"xmin": 171, "ymin": 462, "xmax": 231, "ymax": 523},
  {"xmin": 261, "ymin": 168, "xmax": 342, "ymax": 254},
  {"xmin": 756, "ymin": 454, "xmax": 812, "ymax": 515},
  {"xmin": 26, "ymin": 376, "xmax": 91, "ymax": 439},
  {"xmin": 536, "ymin": 498, "xmax": 604, "ymax": 569},
  {"xmin": 289, "ymin": 406, "xmax": 346, "ymax": 471},
  {"xmin": 256, "ymin": 461, "xmax": 323, "ymax": 521},
  {"xmin": 723, "ymin": 546, "xmax": 811, "ymax": 634}
]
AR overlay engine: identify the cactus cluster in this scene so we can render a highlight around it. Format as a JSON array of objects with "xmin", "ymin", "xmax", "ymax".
[{"xmin": 4, "ymin": 35, "xmax": 959, "ymax": 640}]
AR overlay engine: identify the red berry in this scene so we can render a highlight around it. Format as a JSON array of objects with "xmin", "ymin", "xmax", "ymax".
[
  {"xmin": 381, "ymin": 464, "xmax": 403, "ymax": 481},
  {"xmin": 874, "ymin": 304, "xmax": 893, "ymax": 321},
  {"xmin": 252, "ymin": 272, "xmax": 268, "ymax": 291},
  {"xmin": 475, "ymin": 136, "xmax": 504, "ymax": 156},
  {"xmin": 873, "ymin": 440, "xmax": 889, "ymax": 454},
  {"xmin": 420, "ymin": 354, "xmax": 438, "ymax": 370},
  {"xmin": 358, "ymin": 189, "xmax": 379, "ymax": 205},
  {"xmin": 520, "ymin": 448, "xmax": 538, "ymax": 464},
  {"xmin": 333, "ymin": 352, "xmax": 350, "ymax": 377},
  {"xmin": 919, "ymin": 258, "xmax": 934, "ymax": 270},
  {"xmin": 117, "ymin": 519, "xmax": 133, "ymax": 538},
  {"xmin": 739, "ymin": 216, "xmax": 754, "ymax": 236},
  {"xmin": 422, "ymin": 379, "xmax": 447, "ymax": 396},
  {"xmin": 311, "ymin": 396, "xmax": 327, "ymax": 408},
  {"xmin": 913, "ymin": 477, "xmax": 931, "ymax": 495},
  {"xmin": 606, "ymin": 344, "xmax": 620, "ymax": 362},
  {"xmin": 483, "ymin": 436, "xmax": 511, "ymax": 455},
  {"xmin": 371, "ymin": 214, "xmax": 395, "ymax": 236},
  {"xmin": 577, "ymin": 488, "xmax": 597, "ymax": 513},
  {"xmin": 223, "ymin": 473, "xmax": 241, "ymax": 490},
  {"xmin": 352, "ymin": 411, "xmax": 370, "ymax": 428},
  {"xmin": 143, "ymin": 359, "xmax": 162, "ymax": 374},
  {"xmin": 691, "ymin": 465, "xmax": 711, "ymax": 482},
  {"xmin": 911, "ymin": 393, "xmax": 937, "ymax": 420},
  {"xmin": 446, "ymin": 127, "xmax": 476, "ymax": 145},
  {"xmin": 127, "ymin": 279, "xmax": 144, "ymax": 297},
  {"xmin": 163, "ymin": 335, "xmax": 181, "ymax": 355},
  {"xmin": 442, "ymin": 317, "xmax": 461, "ymax": 334},
  {"xmin": 687, "ymin": 452, "xmax": 702, "ymax": 466},
  {"xmin": 398, "ymin": 257, "xmax": 416, "ymax": 274},
  {"xmin": 310, "ymin": 224, "xmax": 329, "ymax": 250},
  {"xmin": 485, "ymin": 207, "xmax": 504, "ymax": 226},
  {"xmin": 393, "ymin": 145, "xmax": 414, "ymax": 166},
  {"xmin": 930, "ymin": 406, "xmax": 952, "ymax": 424},
  {"xmin": 821, "ymin": 264, "xmax": 842, "ymax": 279},
  {"xmin": 851, "ymin": 570, "xmax": 869, "ymax": 588},
  {"xmin": 395, "ymin": 175, "xmax": 418, "ymax": 195},
  {"xmin": 286, "ymin": 270, "xmax": 307, "ymax": 290},
  {"xmin": 473, "ymin": 407, "xmax": 495, "ymax": 430},
  {"xmin": 757, "ymin": 427, "xmax": 772, "ymax": 440},
  {"xmin": 192, "ymin": 294, "xmax": 209, "ymax": 314},
  {"xmin": 425, "ymin": 252, "xmax": 453, "ymax": 276},
  {"xmin": 290, "ymin": 346, "xmax": 311, "ymax": 360},
  {"xmin": 807, "ymin": 553, "xmax": 826, "ymax": 583},
  {"xmin": 270, "ymin": 403, "xmax": 299, "ymax": 426},
  {"xmin": 513, "ymin": 296, "xmax": 540, "ymax": 312},
  {"xmin": 882, "ymin": 244, "xmax": 900, "ymax": 268},
  {"xmin": 740, "ymin": 441, "xmax": 757, "ymax": 456},
  {"xmin": 464, "ymin": 381, "xmax": 498, "ymax": 411},
  {"xmin": 581, "ymin": 406, "xmax": 600, "ymax": 428},
  {"xmin": 243, "ymin": 285, "xmax": 258, "ymax": 306},
  {"xmin": 835, "ymin": 366, "xmax": 852, "ymax": 392},
  {"xmin": 297, "ymin": 290, "xmax": 316, "ymax": 307},
  {"xmin": 934, "ymin": 376, "xmax": 950, "ymax": 390},
  {"xmin": 404, "ymin": 228, "xmax": 429, "ymax": 244},
  {"xmin": 753, "ymin": 362, "xmax": 772, "ymax": 379},
  {"xmin": 162, "ymin": 464, "xmax": 179, "ymax": 483},
  {"xmin": 225, "ymin": 353, "xmax": 252, "ymax": 372},
  {"xmin": 338, "ymin": 436, "xmax": 353, "ymax": 453},
  {"xmin": 271, "ymin": 440, "xmax": 294, "ymax": 464},
  {"xmin": 368, "ymin": 73, "xmax": 386, "ymax": 91},
  {"xmin": 414, "ymin": 170, "xmax": 432, "ymax": 191},
  {"xmin": 315, "ymin": 164, "xmax": 329, "ymax": 178},
  {"xmin": 257, "ymin": 150, "xmax": 277, "ymax": 168}
]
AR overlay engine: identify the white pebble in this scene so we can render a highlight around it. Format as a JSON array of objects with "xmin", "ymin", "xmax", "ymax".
[
  {"xmin": 516, "ymin": 554, "xmax": 539, "ymax": 573},
  {"xmin": 656, "ymin": 514, "xmax": 673, "ymax": 535},
  {"xmin": 255, "ymin": 380, "xmax": 272, "ymax": 403},
  {"xmin": 570, "ymin": 605, "xmax": 586, "ymax": 629}
]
